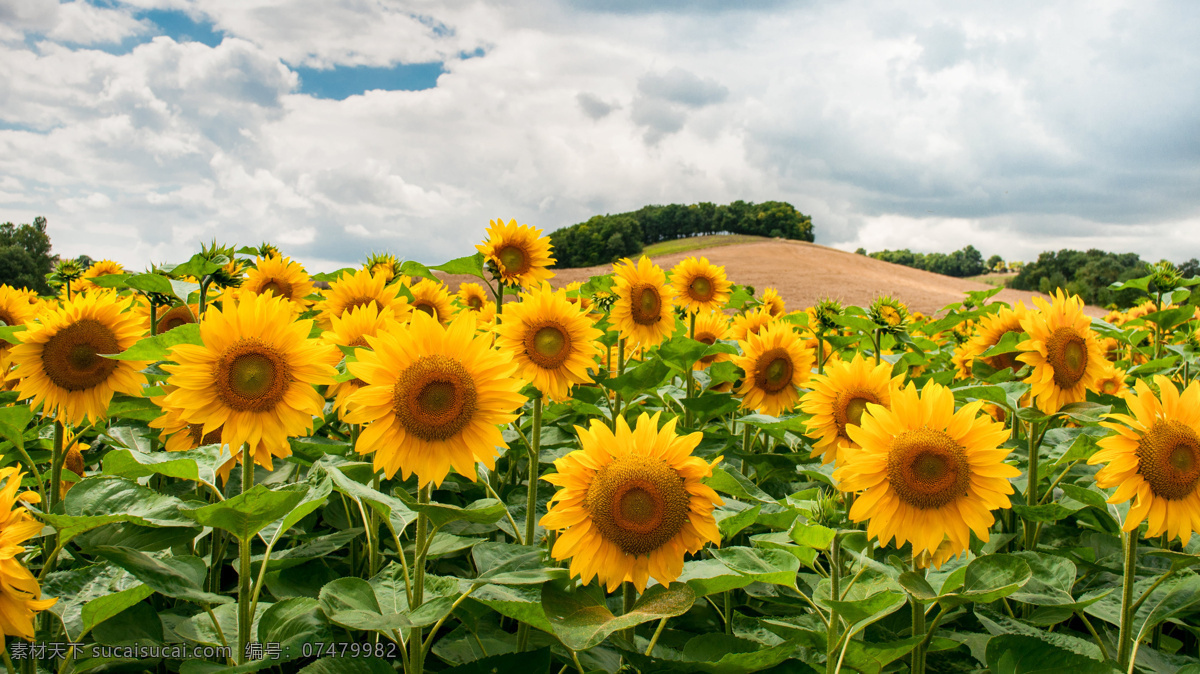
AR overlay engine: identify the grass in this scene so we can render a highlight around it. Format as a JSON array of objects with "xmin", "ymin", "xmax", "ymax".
[
  {"xmin": 966, "ymin": 272, "xmax": 1017, "ymax": 288},
  {"xmin": 641, "ymin": 234, "xmax": 771, "ymax": 257}
]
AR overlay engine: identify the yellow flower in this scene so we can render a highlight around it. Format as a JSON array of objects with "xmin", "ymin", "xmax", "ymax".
[
  {"xmin": 1017, "ymin": 290, "xmax": 1105, "ymax": 413},
  {"xmin": 760, "ymin": 287, "xmax": 786, "ymax": 317},
  {"xmin": 953, "ymin": 303, "xmax": 1028, "ymax": 379},
  {"xmin": 732, "ymin": 321, "xmax": 814, "ymax": 417},
  {"xmin": 0, "ymin": 285, "xmax": 38, "ymax": 373},
  {"xmin": 495, "ymin": 283, "xmax": 603, "ymax": 401},
  {"xmin": 611, "ymin": 256, "xmax": 678, "ymax": 348},
  {"xmin": 669, "ymin": 256, "xmax": 731, "ymax": 314},
  {"xmin": 409, "ymin": 278, "xmax": 455, "ymax": 325},
  {"xmin": 1090, "ymin": 375, "xmax": 1200, "ymax": 544},
  {"xmin": 317, "ymin": 268, "xmax": 410, "ymax": 328},
  {"xmin": 476, "ymin": 218, "xmax": 556, "ymax": 288},
  {"xmin": 364, "ymin": 252, "xmax": 401, "ymax": 283},
  {"xmin": 321, "ymin": 304, "xmax": 402, "ymax": 416},
  {"xmin": 456, "ymin": 282, "xmax": 490, "ymax": 312},
  {"xmin": 153, "ymin": 303, "xmax": 200, "ymax": 334},
  {"xmin": 150, "ymin": 390, "xmax": 224, "ymax": 454},
  {"xmin": 70, "ymin": 259, "xmax": 124, "ymax": 294},
  {"xmin": 59, "ymin": 428, "xmax": 89, "ymax": 499},
  {"xmin": 691, "ymin": 310, "xmax": 731, "ymax": 371},
  {"xmin": 541, "ymin": 413, "xmax": 723, "ymax": 592},
  {"xmin": 0, "ymin": 467, "xmax": 57, "ymax": 639},
  {"xmin": 7, "ymin": 292, "xmax": 148, "ymax": 425},
  {"xmin": 344, "ymin": 311, "xmax": 525, "ymax": 486},
  {"xmin": 242, "ymin": 255, "xmax": 316, "ymax": 311},
  {"xmin": 800, "ymin": 353, "xmax": 904, "ymax": 465},
  {"xmin": 730, "ymin": 308, "xmax": 775, "ymax": 341},
  {"xmin": 162, "ymin": 293, "xmax": 338, "ymax": 466},
  {"xmin": 836, "ymin": 381, "xmax": 1018, "ymax": 565},
  {"xmin": 1095, "ymin": 363, "xmax": 1128, "ymax": 397}
]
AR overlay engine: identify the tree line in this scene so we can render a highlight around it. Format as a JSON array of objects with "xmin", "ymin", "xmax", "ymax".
[
  {"xmin": 858, "ymin": 245, "xmax": 988, "ymax": 278},
  {"xmin": 0, "ymin": 217, "xmax": 54, "ymax": 294},
  {"xmin": 549, "ymin": 200, "xmax": 814, "ymax": 268}
]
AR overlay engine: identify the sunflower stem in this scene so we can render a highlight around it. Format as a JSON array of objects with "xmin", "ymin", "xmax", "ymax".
[
  {"xmin": 622, "ymin": 583, "xmax": 637, "ymax": 642},
  {"xmin": 2, "ymin": 647, "xmax": 15, "ymax": 674},
  {"xmin": 42, "ymin": 421, "xmax": 65, "ymax": 579},
  {"xmin": 816, "ymin": 330, "xmax": 825, "ymax": 375},
  {"xmin": 826, "ymin": 533, "xmax": 842, "ymax": 674},
  {"xmin": 741, "ymin": 423, "xmax": 752, "ymax": 477},
  {"xmin": 237, "ymin": 455, "xmax": 254, "ymax": 665},
  {"xmin": 524, "ymin": 396, "xmax": 543, "ymax": 547},
  {"xmin": 910, "ymin": 559, "xmax": 928, "ymax": 674},
  {"xmin": 198, "ymin": 275, "xmax": 213, "ymax": 319},
  {"xmin": 1117, "ymin": 529, "xmax": 1139, "ymax": 670},
  {"xmin": 645, "ymin": 617, "xmax": 669, "ymax": 656},
  {"xmin": 1078, "ymin": 611, "xmax": 1111, "ymax": 662},
  {"xmin": 612, "ymin": 338, "xmax": 626, "ymax": 431},
  {"xmin": 724, "ymin": 590, "xmax": 733, "ymax": 635},
  {"xmin": 410, "ymin": 483, "xmax": 431, "ymax": 674},
  {"xmin": 1023, "ymin": 420, "xmax": 1040, "ymax": 551},
  {"xmin": 872, "ymin": 329, "xmax": 883, "ymax": 366},
  {"xmin": 685, "ymin": 312, "xmax": 696, "ymax": 429}
]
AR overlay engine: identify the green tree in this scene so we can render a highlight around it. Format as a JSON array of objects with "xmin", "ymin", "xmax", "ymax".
[{"xmin": 0, "ymin": 216, "xmax": 54, "ymax": 294}]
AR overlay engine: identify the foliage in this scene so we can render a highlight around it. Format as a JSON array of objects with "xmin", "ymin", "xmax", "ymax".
[
  {"xmin": 1009, "ymin": 249, "xmax": 1148, "ymax": 308},
  {"xmin": 867, "ymin": 244, "xmax": 987, "ymax": 277},
  {"xmin": 550, "ymin": 200, "xmax": 814, "ymax": 268},
  {"xmin": 0, "ymin": 216, "xmax": 54, "ymax": 293}
]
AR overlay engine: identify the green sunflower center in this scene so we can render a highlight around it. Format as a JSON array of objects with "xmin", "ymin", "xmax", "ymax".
[
  {"xmin": 215, "ymin": 339, "xmax": 292, "ymax": 412},
  {"xmin": 497, "ymin": 245, "xmax": 531, "ymax": 275},
  {"xmin": 525, "ymin": 323, "xmax": 571, "ymax": 369},
  {"xmin": 887, "ymin": 428, "xmax": 971, "ymax": 509},
  {"xmin": 260, "ymin": 278, "xmax": 292, "ymax": 299},
  {"xmin": 585, "ymin": 455, "xmax": 690, "ymax": 556},
  {"xmin": 1046, "ymin": 327, "xmax": 1088, "ymax": 389},
  {"xmin": 835, "ymin": 391, "xmax": 880, "ymax": 437},
  {"xmin": 41, "ymin": 319, "xmax": 121, "ymax": 391},
  {"xmin": 630, "ymin": 284, "xmax": 663, "ymax": 325},
  {"xmin": 754, "ymin": 348, "xmax": 793, "ymax": 393},
  {"xmin": 689, "ymin": 276, "xmax": 714, "ymax": 302},
  {"xmin": 392, "ymin": 355, "xmax": 478, "ymax": 442},
  {"xmin": 1136, "ymin": 420, "xmax": 1200, "ymax": 500}
]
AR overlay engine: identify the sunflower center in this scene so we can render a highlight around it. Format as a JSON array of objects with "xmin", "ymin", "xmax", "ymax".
[
  {"xmin": 1101, "ymin": 378, "xmax": 1121, "ymax": 395},
  {"xmin": 214, "ymin": 339, "xmax": 291, "ymax": 413},
  {"xmin": 754, "ymin": 348, "xmax": 793, "ymax": 393},
  {"xmin": 834, "ymin": 390, "xmax": 880, "ymax": 438},
  {"xmin": 392, "ymin": 354, "xmax": 477, "ymax": 442},
  {"xmin": 188, "ymin": 424, "xmax": 224, "ymax": 447},
  {"xmin": 1136, "ymin": 420, "xmax": 1200, "ymax": 500},
  {"xmin": 414, "ymin": 301, "xmax": 438, "ymax": 319},
  {"xmin": 585, "ymin": 455, "xmax": 690, "ymax": 556},
  {"xmin": 696, "ymin": 334, "xmax": 718, "ymax": 365},
  {"xmin": 157, "ymin": 305, "xmax": 196, "ymax": 332},
  {"xmin": 525, "ymin": 323, "xmax": 571, "ymax": 369},
  {"xmin": 497, "ymin": 245, "xmax": 531, "ymax": 275},
  {"xmin": 467, "ymin": 296, "xmax": 484, "ymax": 310},
  {"xmin": 984, "ymin": 330, "xmax": 1021, "ymax": 371},
  {"xmin": 345, "ymin": 296, "xmax": 377, "ymax": 313},
  {"xmin": 40, "ymin": 319, "xmax": 121, "ymax": 391},
  {"xmin": 260, "ymin": 278, "xmax": 292, "ymax": 299},
  {"xmin": 689, "ymin": 276, "xmax": 714, "ymax": 302},
  {"xmin": 881, "ymin": 306, "xmax": 901, "ymax": 326},
  {"xmin": 1046, "ymin": 327, "xmax": 1088, "ymax": 388},
  {"xmin": 630, "ymin": 284, "xmax": 663, "ymax": 325},
  {"xmin": 0, "ymin": 309, "xmax": 15, "ymax": 326},
  {"xmin": 887, "ymin": 428, "xmax": 971, "ymax": 509}
]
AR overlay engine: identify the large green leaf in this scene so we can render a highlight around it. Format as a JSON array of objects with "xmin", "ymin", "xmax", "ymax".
[
  {"xmin": 985, "ymin": 635, "xmax": 1118, "ymax": 674},
  {"xmin": 1008, "ymin": 552, "xmax": 1077, "ymax": 606},
  {"xmin": 705, "ymin": 467, "xmax": 775, "ymax": 504},
  {"xmin": 43, "ymin": 476, "xmax": 199, "ymax": 544},
  {"xmin": 429, "ymin": 252, "xmax": 486, "ymax": 279},
  {"xmin": 93, "ymin": 546, "xmax": 232, "ymax": 606},
  {"xmin": 542, "ymin": 580, "xmax": 695, "ymax": 651},
  {"xmin": 0, "ymin": 404, "xmax": 34, "ymax": 451},
  {"xmin": 256, "ymin": 597, "xmax": 333, "ymax": 661},
  {"xmin": 42, "ymin": 563, "xmax": 154, "ymax": 641},
  {"xmin": 959, "ymin": 554, "xmax": 1032, "ymax": 603},
  {"xmin": 824, "ymin": 590, "xmax": 907, "ymax": 637},
  {"xmin": 625, "ymin": 633, "xmax": 800, "ymax": 674},
  {"xmin": 395, "ymin": 491, "xmax": 505, "ymax": 530},
  {"xmin": 318, "ymin": 576, "xmax": 456, "ymax": 633},
  {"xmin": 602, "ymin": 358, "xmax": 671, "ymax": 399},
  {"xmin": 470, "ymin": 542, "xmax": 568, "ymax": 586},
  {"xmin": 104, "ymin": 323, "xmax": 203, "ymax": 361},
  {"xmin": 298, "ymin": 658, "xmax": 397, "ymax": 674},
  {"xmin": 440, "ymin": 648, "xmax": 552, "ymax": 674},
  {"xmin": 318, "ymin": 462, "xmax": 416, "ymax": 536},
  {"xmin": 677, "ymin": 559, "xmax": 757, "ymax": 597},
  {"xmin": 716, "ymin": 505, "xmax": 761, "ymax": 539},
  {"xmin": 709, "ymin": 546, "xmax": 799, "ymax": 587},
  {"xmin": 258, "ymin": 478, "xmax": 332, "ymax": 546},
  {"xmin": 1133, "ymin": 575, "xmax": 1200, "ymax": 645},
  {"xmin": 180, "ymin": 484, "xmax": 308, "ymax": 542},
  {"xmin": 102, "ymin": 445, "xmax": 227, "ymax": 486}
]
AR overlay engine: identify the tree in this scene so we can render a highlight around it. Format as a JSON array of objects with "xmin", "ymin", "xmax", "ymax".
[
  {"xmin": 987, "ymin": 254, "xmax": 1004, "ymax": 272},
  {"xmin": 0, "ymin": 216, "xmax": 54, "ymax": 294}
]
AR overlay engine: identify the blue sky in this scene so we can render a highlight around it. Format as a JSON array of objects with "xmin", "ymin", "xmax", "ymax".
[{"xmin": 1, "ymin": 0, "xmax": 1198, "ymax": 272}]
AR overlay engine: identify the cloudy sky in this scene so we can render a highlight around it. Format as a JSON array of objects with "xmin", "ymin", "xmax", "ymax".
[{"xmin": 1, "ymin": 0, "xmax": 1198, "ymax": 273}]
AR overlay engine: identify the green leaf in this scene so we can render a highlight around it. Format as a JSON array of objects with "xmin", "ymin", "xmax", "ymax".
[
  {"xmin": 42, "ymin": 563, "xmax": 154, "ymax": 641},
  {"xmin": 716, "ymin": 505, "xmax": 761, "ymax": 539},
  {"xmin": 1012, "ymin": 502, "xmax": 1082, "ymax": 523},
  {"xmin": 625, "ymin": 633, "xmax": 801, "ymax": 674},
  {"xmin": 43, "ymin": 477, "xmax": 199, "ymax": 544},
  {"xmin": 959, "ymin": 554, "xmax": 1032, "ymax": 603},
  {"xmin": 681, "ymin": 393, "xmax": 742, "ymax": 425},
  {"xmin": 1144, "ymin": 550, "xmax": 1200, "ymax": 573},
  {"xmin": 985, "ymin": 635, "xmax": 1118, "ymax": 674},
  {"xmin": 430, "ymin": 252, "xmax": 486, "ymax": 279},
  {"xmin": 677, "ymin": 559, "xmax": 756, "ymax": 597},
  {"xmin": 542, "ymin": 580, "xmax": 695, "ymax": 651},
  {"xmin": 395, "ymin": 491, "xmax": 505, "ymax": 530},
  {"xmin": 709, "ymin": 546, "xmax": 799, "ymax": 587},
  {"xmin": 399, "ymin": 260, "xmax": 437, "ymax": 281},
  {"xmin": 102, "ymin": 445, "xmax": 227, "ymax": 486},
  {"xmin": 0, "ymin": 404, "xmax": 33, "ymax": 451},
  {"xmin": 166, "ymin": 252, "xmax": 230, "ymax": 279},
  {"xmin": 470, "ymin": 584, "xmax": 554, "ymax": 633},
  {"xmin": 602, "ymin": 358, "xmax": 671, "ymax": 399},
  {"xmin": 258, "ymin": 478, "xmax": 332, "ymax": 546},
  {"xmin": 318, "ymin": 577, "xmax": 412, "ymax": 631},
  {"xmin": 470, "ymin": 543, "xmax": 568, "ymax": 586},
  {"xmin": 1008, "ymin": 552, "xmax": 1077, "ymax": 606},
  {"xmin": 440, "ymin": 648, "xmax": 552, "ymax": 674},
  {"xmin": 978, "ymin": 330, "xmax": 1024, "ymax": 358},
  {"xmin": 105, "ymin": 323, "xmax": 203, "ymax": 361},
  {"xmin": 180, "ymin": 484, "xmax": 308, "ymax": 542},
  {"xmin": 659, "ymin": 335, "xmax": 728, "ymax": 372},
  {"xmin": 0, "ymin": 324, "xmax": 27, "ymax": 345},
  {"xmin": 257, "ymin": 597, "xmax": 332, "ymax": 659},
  {"xmin": 704, "ymin": 466, "xmax": 775, "ymax": 504},
  {"xmin": 1134, "ymin": 575, "xmax": 1200, "ymax": 644},
  {"xmin": 824, "ymin": 590, "xmax": 907, "ymax": 637},
  {"xmin": 93, "ymin": 546, "xmax": 232, "ymax": 605},
  {"xmin": 976, "ymin": 605, "xmax": 1105, "ymax": 661},
  {"xmin": 1142, "ymin": 306, "xmax": 1196, "ymax": 331},
  {"xmin": 788, "ymin": 522, "xmax": 836, "ymax": 550},
  {"xmin": 298, "ymin": 658, "xmax": 397, "ymax": 674}
]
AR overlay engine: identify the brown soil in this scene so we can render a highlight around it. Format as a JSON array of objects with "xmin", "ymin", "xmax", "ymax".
[{"xmin": 438, "ymin": 239, "xmax": 1105, "ymax": 317}]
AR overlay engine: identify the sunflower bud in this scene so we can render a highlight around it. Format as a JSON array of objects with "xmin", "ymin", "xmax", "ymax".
[
  {"xmin": 54, "ymin": 259, "xmax": 84, "ymax": 284},
  {"xmin": 813, "ymin": 298, "xmax": 843, "ymax": 334},
  {"xmin": 1148, "ymin": 260, "xmax": 1182, "ymax": 295},
  {"xmin": 868, "ymin": 296, "xmax": 909, "ymax": 335},
  {"xmin": 365, "ymin": 252, "xmax": 402, "ymax": 284}
]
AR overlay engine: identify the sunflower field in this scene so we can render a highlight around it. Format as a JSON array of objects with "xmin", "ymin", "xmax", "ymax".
[{"xmin": 1, "ymin": 222, "xmax": 1199, "ymax": 674}]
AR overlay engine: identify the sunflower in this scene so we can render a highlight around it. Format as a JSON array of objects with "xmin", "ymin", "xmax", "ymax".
[
  {"xmin": 564, "ymin": 281, "xmax": 596, "ymax": 317},
  {"xmin": 730, "ymin": 308, "xmax": 775, "ymax": 341},
  {"xmin": 59, "ymin": 428, "xmax": 89, "ymax": 499},
  {"xmin": 6, "ymin": 292, "xmax": 148, "ymax": 425},
  {"xmin": 409, "ymin": 278, "xmax": 455, "ymax": 325},
  {"xmin": 162, "ymin": 293, "xmax": 338, "ymax": 462},
  {"xmin": 611, "ymin": 256, "xmax": 678, "ymax": 348},
  {"xmin": 456, "ymin": 282, "xmax": 490, "ymax": 312},
  {"xmin": 242, "ymin": 255, "xmax": 316, "ymax": 311},
  {"xmin": 835, "ymin": 381, "xmax": 1019, "ymax": 564},
  {"xmin": 364, "ymin": 252, "xmax": 402, "ymax": 283},
  {"xmin": 317, "ymin": 268, "xmax": 410, "ymax": 328},
  {"xmin": 732, "ymin": 321, "xmax": 814, "ymax": 417},
  {"xmin": 344, "ymin": 311, "xmax": 525, "ymax": 486},
  {"xmin": 1090, "ymin": 376, "xmax": 1200, "ymax": 544},
  {"xmin": 1095, "ymin": 363, "xmax": 1128, "ymax": 397},
  {"xmin": 0, "ymin": 467, "xmax": 56, "ymax": 640},
  {"xmin": 760, "ymin": 287, "xmax": 786, "ymax": 317},
  {"xmin": 670, "ymin": 257, "xmax": 731, "ymax": 314},
  {"xmin": 321, "ymin": 304, "xmax": 402, "ymax": 416},
  {"xmin": 153, "ymin": 303, "xmax": 200, "ymax": 334},
  {"xmin": 495, "ymin": 283, "xmax": 603, "ymax": 401},
  {"xmin": 540, "ymin": 413, "xmax": 723, "ymax": 592},
  {"xmin": 150, "ymin": 389, "xmax": 225, "ymax": 454},
  {"xmin": 0, "ymin": 285, "xmax": 37, "ymax": 372},
  {"xmin": 1017, "ymin": 289, "xmax": 1106, "ymax": 413},
  {"xmin": 477, "ymin": 218, "xmax": 556, "ymax": 288},
  {"xmin": 70, "ymin": 259, "xmax": 124, "ymax": 294},
  {"xmin": 691, "ymin": 310, "xmax": 731, "ymax": 371},
  {"xmin": 800, "ymin": 352, "xmax": 904, "ymax": 465},
  {"xmin": 953, "ymin": 303, "xmax": 1028, "ymax": 379},
  {"xmin": 869, "ymin": 295, "xmax": 909, "ymax": 334}
]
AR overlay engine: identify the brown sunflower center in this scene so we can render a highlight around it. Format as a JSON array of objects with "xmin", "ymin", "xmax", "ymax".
[
  {"xmin": 689, "ymin": 276, "xmax": 714, "ymax": 302},
  {"xmin": 696, "ymin": 334, "xmax": 718, "ymax": 365},
  {"xmin": 414, "ymin": 301, "xmax": 438, "ymax": 319},
  {"xmin": 40, "ymin": 319, "xmax": 121, "ymax": 391},
  {"xmin": 260, "ymin": 278, "xmax": 293, "ymax": 299},
  {"xmin": 391, "ymin": 354, "xmax": 477, "ymax": 442},
  {"xmin": 1100, "ymin": 378, "xmax": 1122, "ymax": 395},
  {"xmin": 344, "ymin": 296, "xmax": 378, "ymax": 313},
  {"xmin": 630, "ymin": 283, "xmax": 663, "ymax": 325},
  {"xmin": 467, "ymin": 296, "xmax": 484, "ymax": 310},
  {"xmin": 157, "ymin": 305, "xmax": 196, "ymax": 333},
  {"xmin": 834, "ymin": 390, "xmax": 881, "ymax": 438},
  {"xmin": 585, "ymin": 455, "xmax": 690, "ymax": 556},
  {"xmin": 984, "ymin": 330, "xmax": 1021, "ymax": 371},
  {"xmin": 754, "ymin": 348, "xmax": 793, "ymax": 393},
  {"xmin": 214, "ymin": 339, "xmax": 291, "ymax": 413},
  {"xmin": 1136, "ymin": 420, "xmax": 1200, "ymax": 500},
  {"xmin": 188, "ymin": 423, "xmax": 224, "ymax": 447},
  {"xmin": 0, "ymin": 309, "xmax": 16, "ymax": 327},
  {"xmin": 887, "ymin": 428, "xmax": 970, "ymax": 509},
  {"xmin": 524, "ymin": 323, "xmax": 572, "ymax": 369},
  {"xmin": 1046, "ymin": 327, "xmax": 1088, "ymax": 389},
  {"xmin": 497, "ymin": 245, "xmax": 531, "ymax": 275}
]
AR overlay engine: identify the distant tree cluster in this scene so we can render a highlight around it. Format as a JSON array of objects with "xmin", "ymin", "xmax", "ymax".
[
  {"xmin": 866, "ymin": 245, "xmax": 987, "ymax": 278},
  {"xmin": 1009, "ymin": 249, "xmax": 1148, "ymax": 308},
  {"xmin": 549, "ymin": 200, "xmax": 814, "ymax": 268},
  {"xmin": 0, "ymin": 217, "xmax": 54, "ymax": 294}
]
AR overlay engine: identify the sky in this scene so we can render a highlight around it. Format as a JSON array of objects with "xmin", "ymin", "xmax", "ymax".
[{"xmin": 1, "ymin": 0, "xmax": 1198, "ymax": 273}]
